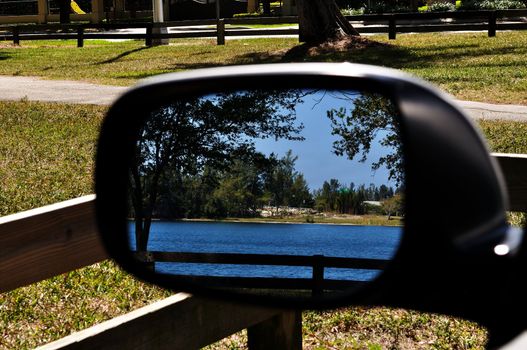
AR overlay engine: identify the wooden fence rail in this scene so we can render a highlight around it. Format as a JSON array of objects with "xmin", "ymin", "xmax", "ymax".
[
  {"xmin": 149, "ymin": 251, "xmax": 388, "ymax": 269},
  {"xmin": 0, "ymin": 195, "xmax": 301, "ymax": 349},
  {"xmin": 0, "ymin": 152, "xmax": 526, "ymax": 348},
  {"xmin": 144, "ymin": 251, "xmax": 387, "ymax": 296},
  {"xmin": 1, "ymin": 9, "xmax": 526, "ymax": 46}
]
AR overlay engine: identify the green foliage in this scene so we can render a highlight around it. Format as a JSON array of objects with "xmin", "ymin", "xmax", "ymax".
[
  {"xmin": 381, "ymin": 193, "xmax": 404, "ymax": 219},
  {"xmin": 428, "ymin": 1, "xmax": 457, "ymax": 11},
  {"xmin": 460, "ymin": 0, "xmax": 525, "ymax": 9},
  {"xmin": 314, "ymin": 180, "xmax": 396, "ymax": 215},
  {"xmin": 327, "ymin": 93, "xmax": 404, "ymax": 185},
  {"xmin": 340, "ymin": 6, "xmax": 366, "ymax": 15},
  {"xmin": 364, "ymin": 2, "xmax": 413, "ymax": 13}
]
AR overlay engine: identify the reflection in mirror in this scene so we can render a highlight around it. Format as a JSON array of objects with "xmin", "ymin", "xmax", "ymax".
[{"xmin": 127, "ymin": 89, "xmax": 404, "ymax": 299}]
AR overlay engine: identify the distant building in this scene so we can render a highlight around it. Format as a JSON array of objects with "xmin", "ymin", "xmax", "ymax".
[{"xmin": 363, "ymin": 201, "xmax": 382, "ymax": 207}]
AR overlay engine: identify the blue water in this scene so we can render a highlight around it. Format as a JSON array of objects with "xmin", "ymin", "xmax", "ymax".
[{"xmin": 129, "ymin": 221, "xmax": 402, "ymax": 281}]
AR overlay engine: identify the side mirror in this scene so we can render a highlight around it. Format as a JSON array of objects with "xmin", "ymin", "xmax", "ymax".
[{"xmin": 95, "ymin": 63, "xmax": 516, "ymax": 320}]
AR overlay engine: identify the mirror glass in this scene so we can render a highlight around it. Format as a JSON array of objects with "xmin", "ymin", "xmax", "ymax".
[{"xmin": 127, "ymin": 88, "xmax": 405, "ymax": 299}]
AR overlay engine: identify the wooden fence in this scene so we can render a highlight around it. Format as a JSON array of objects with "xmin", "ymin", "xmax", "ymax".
[
  {"xmin": 0, "ymin": 152, "xmax": 525, "ymax": 349},
  {"xmin": 0, "ymin": 9, "xmax": 526, "ymax": 46},
  {"xmin": 0, "ymin": 195, "xmax": 301, "ymax": 349},
  {"xmin": 141, "ymin": 251, "xmax": 387, "ymax": 296}
]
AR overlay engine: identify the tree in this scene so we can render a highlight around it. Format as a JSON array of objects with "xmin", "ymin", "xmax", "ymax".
[
  {"xmin": 314, "ymin": 179, "xmax": 340, "ymax": 212},
  {"xmin": 327, "ymin": 92, "xmax": 404, "ymax": 186},
  {"xmin": 296, "ymin": 0, "xmax": 359, "ymax": 43},
  {"xmin": 289, "ymin": 174, "xmax": 313, "ymax": 208},
  {"xmin": 129, "ymin": 90, "xmax": 304, "ymax": 251},
  {"xmin": 382, "ymin": 193, "xmax": 404, "ymax": 220},
  {"xmin": 206, "ymin": 159, "xmax": 265, "ymax": 218}
]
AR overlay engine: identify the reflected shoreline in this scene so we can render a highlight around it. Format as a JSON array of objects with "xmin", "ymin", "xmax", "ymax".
[{"xmin": 127, "ymin": 215, "xmax": 402, "ymax": 227}]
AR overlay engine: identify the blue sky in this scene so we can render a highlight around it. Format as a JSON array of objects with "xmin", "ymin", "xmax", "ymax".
[{"xmin": 254, "ymin": 90, "xmax": 396, "ymax": 191}]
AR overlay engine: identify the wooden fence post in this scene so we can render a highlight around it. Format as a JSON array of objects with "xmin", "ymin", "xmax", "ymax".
[
  {"xmin": 37, "ymin": 0, "xmax": 48, "ymax": 23},
  {"xmin": 312, "ymin": 254, "xmax": 324, "ymax": 297},
  {"xmin": 217, "ymin": 18, "xmax": 225, "ymax": 45},
  {"xmin": 488, "ymin": 11, "xmax": 497, "ymax": 37},
  {"xmin": 77, "ymin": 27, "xmax": 84, "ymax": 48},
  {"xmin": 146, "ymin": 23, "xmax": 153, "ymax": 47},
  {"xmin": 389, "ymin": 16, "xmax": 397, "ymax": 40},
  {"xmin": 247, "ymin": 311, "xmax": 302, "ymax": 350},
  {"xmin": 12, "ymin": 26, "xmax": 20, "ymax": 45}
]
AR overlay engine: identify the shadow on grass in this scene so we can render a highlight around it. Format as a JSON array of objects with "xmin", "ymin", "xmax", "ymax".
[
  {"xmin": 0, "ymin": 48, "xmax": 15, "ymax": 61},
  {"xmin": 113, "ymin": 62, "xmax": 229, "ymax": 80},
  {"xmin": 224, "ymin": 38, "xmax": 527, "ymax": 73},
  {"xmin": 98, "ymin": 46, "xmax": 150, "ymax": 64}
]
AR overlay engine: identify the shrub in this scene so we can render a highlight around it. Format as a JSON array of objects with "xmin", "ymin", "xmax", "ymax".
[
  {"xmin": 460, "ymin": 0, "xmax": 526, "ymax": 9},
  {"xmin": 364, "ymin": 1, "xmax": 413, "ymax": 13},
  {"xmin": 428, "ymin": 1, "xmax": 457, "ymax": 11},
  {"xmin": 341, "ymin": 6, "xmax": 366, "ymax": 15}
]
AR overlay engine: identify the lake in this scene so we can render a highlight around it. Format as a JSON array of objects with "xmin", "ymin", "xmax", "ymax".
[{"xmin": 129, "ymin": 221, "xmax": 402, "ymax": 282}]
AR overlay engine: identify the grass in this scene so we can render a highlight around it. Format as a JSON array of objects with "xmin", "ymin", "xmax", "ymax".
[
  {"xmin": 478, "ymin": 119, "xmax": 527, "ymax": 153},
  {"xmin": 0, "ymin": 100, "xmax": 105, "ymax": 215},
  {"xmin": 208, "ymin": 308, "xmax": 487, "ymax": 349},
  {"xmin": 229, "ymin": 23, "xmax": 298, "ymax": 29},
  {"xmin": 0, "ymin": 261, "xmax": 171, "ymax": 349},
  {"xmin": 0, "ymin": 100, "xmax": 171, "ymax": 349},
  {"xmin": 0, "ymin": 31, "xmax": 526, "ymax": 104}
]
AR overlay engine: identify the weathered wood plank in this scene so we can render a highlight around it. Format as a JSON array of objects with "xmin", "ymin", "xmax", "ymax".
[
  {"xmin": 0, "ymin": 195, "xmax": 107, "ymax": 293},
  {"xmin": 37, "ymin": 293, "xmax": 287, "ymax": 350},
  {"xmin": 493, "ymin": 153, "xmax": 527, "ymax": 213}
]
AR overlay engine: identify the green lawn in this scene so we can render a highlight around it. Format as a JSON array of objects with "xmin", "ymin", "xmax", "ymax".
[{"xmin": 0, "ymin": 31, "xmax": 526, "ymax": 104}]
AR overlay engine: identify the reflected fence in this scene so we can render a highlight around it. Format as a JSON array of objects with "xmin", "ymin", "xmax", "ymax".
[
  {"xmin": 0, "ymin": 9, "xmax": 526, "ymax": 47},
  {"xmin": 136, "ymin": 251, "xmax": 389, "ymax": 296}
]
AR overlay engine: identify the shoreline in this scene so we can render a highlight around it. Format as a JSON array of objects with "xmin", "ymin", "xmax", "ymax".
[
  {"xmin": 177, "ymin": 216, "xmax": 403, "ymax": 227},
  {"xmin": 128, "ymin": 215, "xmax": 403, "ymax": 227}
]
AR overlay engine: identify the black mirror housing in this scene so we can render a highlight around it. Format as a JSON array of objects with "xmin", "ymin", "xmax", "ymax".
[{"xmin": 95, "ymin": 63, "xmax": 512, "ymax": 328}]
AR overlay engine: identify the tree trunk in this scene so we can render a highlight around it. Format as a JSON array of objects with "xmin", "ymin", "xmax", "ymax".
[{"xmin": 297, "ymin": 0, "xmax": 359, "ymax": 43}]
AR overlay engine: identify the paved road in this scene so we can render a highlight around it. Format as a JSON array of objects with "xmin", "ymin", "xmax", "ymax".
[
  {"xmin": 0, "ymin": 75, "xmax": 526, "ymax": 121},
  {"xmin": 0, "ymin": 76, "xmax": 127, "ymax": 105}
]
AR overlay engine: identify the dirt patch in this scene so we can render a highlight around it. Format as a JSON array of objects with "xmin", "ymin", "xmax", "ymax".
[{"xmin": 280, "ymin": 35, "xmax": 391, "ymax": 61}]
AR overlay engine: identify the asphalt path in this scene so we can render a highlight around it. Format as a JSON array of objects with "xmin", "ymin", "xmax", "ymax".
[{"xmin": 1, "ymin": 75, "xmax": 526, "ymax": 122}]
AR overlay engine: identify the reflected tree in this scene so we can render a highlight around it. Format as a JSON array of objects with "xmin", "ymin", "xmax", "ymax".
[
  {"xmin": 130, "ymin": 89, "xmax": 404, "ymax": 251},
  {"xmin": 326, "ymin": 93, "xmax": 404, "ymax": 186},
  {"xmin": 130, "ymin": 90, "xmax": 304, "ymax": 251}
]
